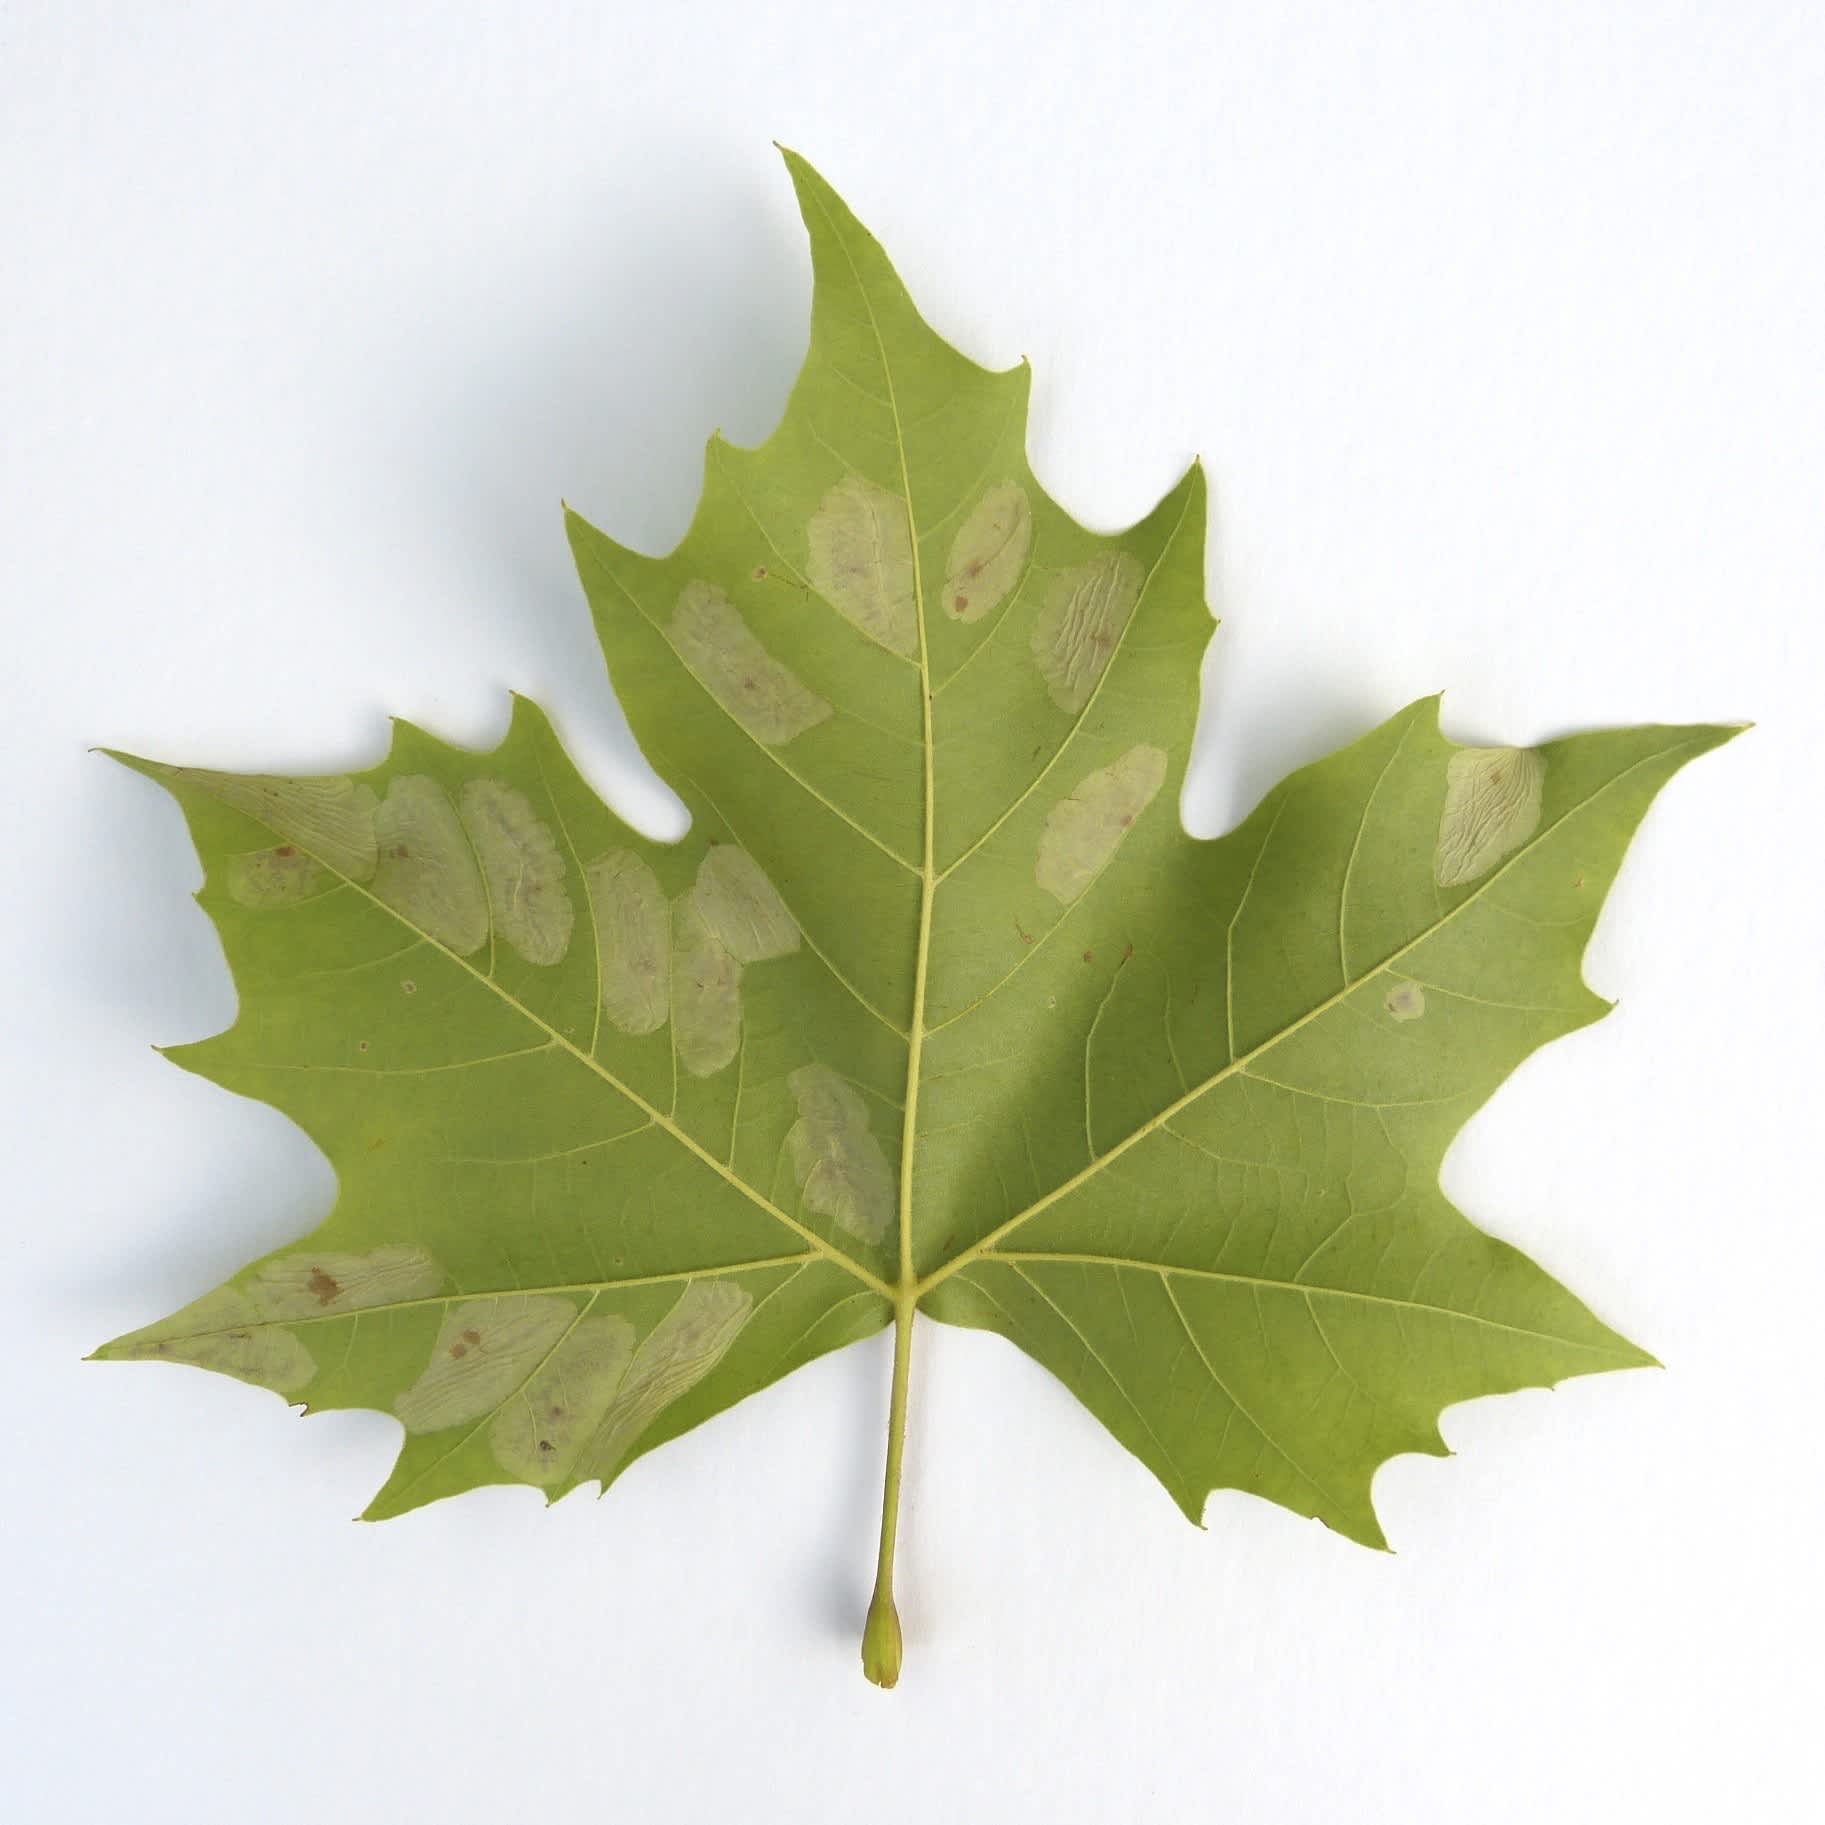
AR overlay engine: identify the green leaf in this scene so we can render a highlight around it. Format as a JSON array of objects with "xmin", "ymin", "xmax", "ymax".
[{"xmin": 94, "ymin": 149, "xmax": 1739, "ymax": 1684}]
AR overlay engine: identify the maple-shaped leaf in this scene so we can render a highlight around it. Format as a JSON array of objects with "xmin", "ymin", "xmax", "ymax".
[{"xmin": 95, "ymin": 150, "xmax": 1737, "ymax": 1687}]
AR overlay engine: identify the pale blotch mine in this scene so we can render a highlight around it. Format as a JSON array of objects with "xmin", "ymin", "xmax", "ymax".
[
  {"xmin": 250, "ymin": 1243, "xmax": 443, "ymax": 1321},
  {"xmin": 1035, "ymin": 744, "xmax": 1169, "ymax": 904},
  {"xmin": 1030, "ymin": 551, "xmax": 1143, "ymax": 713},
  {"xmin": 943, "ymin": 481, "xmax": 1031, "ymax": 623},
  {"xmin": 226, "ymin": 845, "xmax": 330, "ymax": 908},
  {"xmin": 576, "ymin": 1281, "xmax": 753, "ymax": 1484},
  {"xmin": 806, "ymin": 474, "xmax": 917, "ymax": 656},
  {"xmin": 459, "ymin": 778, "xmax": 574, "ymax": 966},
  {"xmin": 786, "ymin": 1065, "xmax": 893, "ymax": 1243},
  {"xmin": 670, "ymin": 580, "xmax": 833, "ymax": 745},
  {"xmin": 692, "ymin": 846, "xmax": 800, "ymax": 964},
  {"xmin": 175, "ymin": 772, "xmax": 379, "ymax": 880},
  {"xmin": 372, "ymin": 774, "xmax": 489, "ymax": 954},
  {"xmin": 587, "ymin": 850, "xmax": 671, "ymax": 1036},
  {"xmin": 1434, "ymin": 747, "xmax": 1548, "ymax": 887},
  {"xmin": 489, "ymin": 1313, "xmax": 636, "ymax": 1485},
  {"xmin": 103, "ymin": 1286, "xmax": 316, "ymax": 1395},
  {"xmin": 393, "ymin": 1296, "xmax": 578, "ymax": 1434},
  {"xmin": 671, "ymin": 891, "xmax": 743, "ymax": 1077},
  {"xmin": 1385, "ymin": 980, "xmax": 1427, "ymax": 1023}
]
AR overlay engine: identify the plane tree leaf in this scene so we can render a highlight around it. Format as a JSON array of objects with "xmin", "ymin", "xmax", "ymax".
[{"xmin": 95, "ymin": 150, "xmax": 1739, "ymax": 1686}]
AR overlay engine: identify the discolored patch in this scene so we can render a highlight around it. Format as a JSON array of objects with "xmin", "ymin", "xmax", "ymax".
[
  {"xmin": 225, "ymin": 845, "xmax": 330, "ymax": 908},
  {"xmin": 459, "ymin": 779, "xmax": 574, "ymax": 965},
  {"xmin": 173, "ymin": 771, "xmax": 379, "ymax": 880},
  {"xmin": 670, "ymin": 581, "xmax": 832, "ymax": 745},
  {"xmin": 577, "ymin": 1281, "xmax": 754, "ymax": 1483},
  {"xmin": 943, "ymin": 481, "xmax": 1031, "ymax": 623},
  {"xmin": 806, "ymin": 474, "xmax": 917, "ymax": 655},
  {"xmin": 489, "ymin": 1312, "xmax": 636, "ymax": 1485},
  {"xmin": 1030, "ymin": 551, "xmax": 1143, "ymax": 712},
  {"xmin": 393, "ymin": 1296, "xmax": 578, "ymax": 1434},
  {"xmin": 251, "ymin": 1244, "xmax": 443, "ymax": 1320},
  {"xmin": 671, "ymin": 892, "xmax": 743, "ymax": 1077},
  {"xmin": 1435, "ymin": 747, "xmax": 1548, "ymax": 887},
  {"xmin": 786, "ymin": 1065, "xmax": 894, "ymax": 1242},
  {"xmin": 101, "ymin": 1286, "xmax": 316, "ymax": 1394},
  {"xmin": 692, "ymin": 846, "xmax": 800, "ymax": 964},
  {"xmin": 1035, "ymin": 744, "xmax": 1169, "ymax": 904},
  {"xmin": 371, "ymin": 775, "xmax": 489, "ymax": 954},
  {"xmin": 587, "ymin": 850, "xmax": 670, "ymax": 1036},
  {"xmin": 1385, "ymin": 980, "xmax": 1427, "ymax": 1023}
]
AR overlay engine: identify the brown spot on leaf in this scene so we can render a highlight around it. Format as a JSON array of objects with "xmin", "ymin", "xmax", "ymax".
[{"xmin": 306, "ymin": 1268, "xmax": 340, "ymax": 1306}]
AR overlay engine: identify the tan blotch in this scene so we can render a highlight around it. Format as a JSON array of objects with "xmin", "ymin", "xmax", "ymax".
[
  {"xmin": 587, "ymin": 850, "xmax": 671, "ymax": 1036},
  {"xmin": 786, "ymin": 1065, "xmax": 893, "ymax": 1242},
  {"xmin": 671, "ymin": 892, "xmax": 743, "ymax": 1077},
  {"xmin": 1035, "ymin": 744, "xmax": 1169, "ymax": 904},
  {"xmin": 692, "ymin": 846, "xmax": 800, "ymax": 964},
  {"xmin": 1385, "ymin": 980, "xmax": 1427, "ymax": 1023},
  {"xmin": 806, "ymin": 474, "xmax": 917, "ymax": 656},
  {"xmin": 490, "ymin": 1313, "xmax": 636, "ymax": 1485},
  {"xmin": 393, "ymin": 1296, "xmax": 577, "ymax": 1434},
  {"xmin": 1031, "ymin": 551, "xmax": 1143, "ymax": 712},
  {"xmin": 1434, "ymin": 747, "xmax": 1548, "ymax": 887},
  {"xmin": 458, "ymin": 779, "xmax": 574, "ymax": 966},
  {"xmin": 577, "ymin": 1281, "xmax": 753, "ymax": 1484},
  {"xmin": 371, "ymin": 775, "xmax": 489, "ymax": 954},
  {"xmin": 226, "ymin": 845, "xmax": 329, "ymax": 908},
  {"xmin": 174, "ymin": 771, "xmax": 379, "ymax": 880},
  {"xmin": 251, "ymin": 1244, "xmax": 443, "ymax": 1320},
  {"xmin": 670, "ymin": 580, "xmax": 832, "ymax": 745},
  {"xmin": 943, "ymin": 481, "xmax": 1031, "ymax": 623},
  {"xmin": 104, "ymin": 1286, "xmax": 316, "ymax": 1395}
]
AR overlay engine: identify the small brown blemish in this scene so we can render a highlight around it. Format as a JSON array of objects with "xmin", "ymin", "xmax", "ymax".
[
  {"xmin": 449, "ymin": 1341, "xmax": 467, "ymax": 1358},
  {"xmin": 1013, "ymin": 914, "xmax": 1034, "ymax": 946},
  {"xmin": 538, "ymin": 1438, "xmax": 555, "ymax": 1453},
  {"xmin": 463, "ymin": 1329, "xmax": 481, "ymax": 1346},
  {"xmin": 952, "ymin": 594, "xmax": 969, "ymax": 615},
  {"xmin": 402, "ymin": 979, "xmax": 417, "ymax": 994},
  {"xmin": 357, "ymin": 1040, "xmax": 370, "ymax": 1053},
  {"xmin": 306, "ymin": 1268, "xmax": 340, "ymax": 1306},
  {"xmin": 274, "ymin": 845, "xmax": 296, "ymax": 858},
  {"xmin": 752, "ymin": 565, "xmax": 768, "ymax": 580},
  {"xmin": 1082, "ymin": 950, "xmax": 1093, "ymax": 963}
]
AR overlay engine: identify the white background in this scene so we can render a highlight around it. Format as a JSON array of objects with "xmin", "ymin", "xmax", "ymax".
[{"xmin": 3, "ymin": 4, "xmax": 1819, "ymax": 1820}]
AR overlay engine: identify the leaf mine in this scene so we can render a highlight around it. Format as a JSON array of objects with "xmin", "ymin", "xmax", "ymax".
[
  {"xmin": 787, "ymin": 1064, "xmax": 895, "ymax": 1242},
  {"xmin": 670, "ymin": 890, "xmax": 743, "ymax": 1077},
  {"xmin": 250, "ymin": 1244, "xmax": 443, "ymax": 1319},
  {"xmin": 226, "ymin": 844, "xmax": 329, "ymax": 908},
  {"xmin": 806, "ymin": 474, "xmax": 918, "ymax": 655},
  {"xmin": 372, "ymin": 774, "xmax": 489, "ymax": 954},
  {"xmin": 1035, "ymin": 744, "xmax": 1168, "ymax": 903},
  {"xmin": 587, "ymin": 849, "xmax": 671, "ymax": 1036},
  {"xmin": 103, "ymin": 1287, "xmax": 316, "ymax": 1394},
  {"xmin": 1384, "ymin": 980, "xmax": 1427, "ymax": 1022},
  {"xmin": 489, "ymin": 1313, "xmax": 637, "ymax": 1485},
  {"xmin": 459, "ymin": 779, "xmax": 574, "ymax": 965},
  {"xmin": 943, "ymin": 481, "xmax": 1032, "ymax": 623},
  {"xmin": 669, "ymin": 579, "xmax": 832, "ymax": 744},
  {"xmin": 576, "ymin": 1281, "xmax": 754, "ymax": 1484},
  {"xmin": 691, "ymin": 845, "xmax": 800, "ymax": 964},
  {"xmin": 1434, "ymin": 746, "xmax": 1548, "ymax": 887},
  {"xmin": 394, "ymin": 1297, "xmax": 578, "ymax": 1433},
  {"xmin": 1031, "ymin": 551, "xmax": 1143, "ymax": 712},
  {"xmin": 174, "ymin": 771, "xmax": 379, "ymax": 879}
]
